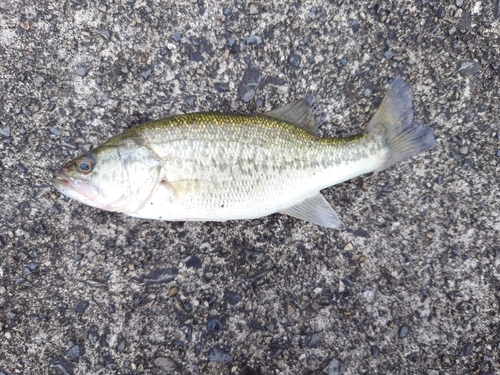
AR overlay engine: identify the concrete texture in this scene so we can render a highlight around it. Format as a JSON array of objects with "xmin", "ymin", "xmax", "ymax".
[{"xmin": 0, "ymin": 0, "xmax": 499, "ymax": 374}]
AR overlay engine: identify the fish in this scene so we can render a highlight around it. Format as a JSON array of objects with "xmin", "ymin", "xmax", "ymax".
[{"xmin": 52, "ymin": 76, "xmax": 435, "ymax": 228}]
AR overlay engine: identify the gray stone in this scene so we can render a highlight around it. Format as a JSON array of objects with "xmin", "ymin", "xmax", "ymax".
[
  {"xmin": 140, "ymin": 69, "xmax": 152, "ymax": 80},
  {"xmin": 215, "ymin": 82, "xmax": 230, "ymax": 93},
  {"xmin": 74, "ymin": 300, "xmax": 90, "ymax": 314},
  {"xmin": 0, "ymin": 126, "xmax": 10, "ymax": 137},
  {"xmin": 76, "ymin": 66, "xmax": 89, "ymax": 77},
  {"xmin": 66, "ymin": 345, "xmax": 85, "ymax": 359},
  {"xmin": 323, "ymin": 357, "xmax": 344, "ymax": 375},
  {"xmin": 206, "ymin": 318, "xmax": 223, "ymax": 332},
  {"xmin": 458, "ymin": 60, "xmax": 480, "ymax": 76},
  {"xmin": 238, "ymin": 64, "xmax": 261, "ymax": 102},
  {"xmin": 245, "ymin": 35, "xmax": 262, "ymax": 45},
  {"xmin": 351, "ymin": 19, "xmax": 359, "ymax": 33},
  {"xmin": 185, "ymin": 95, "xmax": 196, "ymax": 107},
  {"xmin": 33, "ymin": 76, "xmax": 45, "ymax": 86},
  {"xmin": 49, "ymin": 127, "xmax": 61, "ymax": 136},
  {"xmin": 288, "ymin": 53, "xmax": 301, "ymax": 68},
  {"xmin": 208, "ymin": 347, "xmax": 233, "ymax": 363},
  {"xmin": 399, "ymin": 325, "xmax": 411, "ymax": 338},
  {"xmin": 171, "ymin": 32, "xmax": 181, "ymax": 42},
  {"xmin": 87, "ymin": 96, "xmax": 97, "ymax": 106},
  {"xmin": 189, "ymin": 51, "xmax": 204, "ymax": 62},
  {"xmin": 224, "ymin": 289, "xmax": 242, "ymax": 305},
  {"xmin": 305, "ymin": 332, "xmax": 323, "ymax": 348},
  {"xmin": 143, "ymin": 268, "xmax": 178, "ymax": 284},
  {"xmin": 100, "ymin": 30, "xmax": 112, "ymax": 40},
  {"xmin": 154, "ymin": 357, "xmax": 176, "ymax": 371}
]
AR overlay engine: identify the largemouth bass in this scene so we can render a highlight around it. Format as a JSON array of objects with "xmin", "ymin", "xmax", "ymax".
[{"xmin": 52, "ymin": 76, "xmax": 435, "ymax": 228}]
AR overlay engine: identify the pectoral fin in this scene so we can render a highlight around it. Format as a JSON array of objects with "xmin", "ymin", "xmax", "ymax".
[{"xmin": 280, "ymin": 193, "xmax": 341, "ymax": 228}]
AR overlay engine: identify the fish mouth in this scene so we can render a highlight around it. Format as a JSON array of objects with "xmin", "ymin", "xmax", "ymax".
[
  {"xmin": 51, "ymin": 177, "xmax": 77, "ymax": 197},
  {"xmin": 51, "ymin": 171, "xmax": 97, "ymax": 202},
  {"xmin": 51, "ymin": 170, "xmax": 74, "ymax": 193}
]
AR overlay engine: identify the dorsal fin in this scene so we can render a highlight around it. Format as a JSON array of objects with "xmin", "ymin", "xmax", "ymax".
[{"xmin": 263, "ymin": 96, "xmax": 318, "ymax": 135}]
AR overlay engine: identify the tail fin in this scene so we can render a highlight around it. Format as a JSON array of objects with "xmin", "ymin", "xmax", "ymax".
[{"xmin": 365, "ymin": 76, "xmax": 435, "ymax": 171}]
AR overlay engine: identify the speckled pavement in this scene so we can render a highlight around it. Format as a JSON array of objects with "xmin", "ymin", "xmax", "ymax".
[{"xmin": 1, "ymin": 1, "xmax": 499, "ymax": 374}]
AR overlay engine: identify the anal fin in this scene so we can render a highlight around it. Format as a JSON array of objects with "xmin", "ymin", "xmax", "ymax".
[{"xmin": 280, "ymin": 193, "xmax": 341, "ymax": 228}]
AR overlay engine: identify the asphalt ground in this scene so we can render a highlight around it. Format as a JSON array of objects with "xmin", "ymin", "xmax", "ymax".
[{"xmin": 0, "ymin": 1, "xmax": 499, "ymax": 374}]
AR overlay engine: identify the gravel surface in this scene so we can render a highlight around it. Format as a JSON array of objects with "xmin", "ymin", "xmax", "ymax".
[{"xmin": 1, "ymin": 1, "xmax": 499, "ymax": 374}]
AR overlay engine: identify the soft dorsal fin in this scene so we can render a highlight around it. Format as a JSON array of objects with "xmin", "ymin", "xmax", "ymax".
[
  {"xmin": 264, "ymin": 96, "xmax": 318, "ymax": 135},
  {"xmin": 279, "ymin": 192, "xmax": 341, "ymax": 228}
]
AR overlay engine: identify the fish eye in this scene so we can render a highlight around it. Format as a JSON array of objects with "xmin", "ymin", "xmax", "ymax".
[{"xmin": 77, "ymin": 157, "xmax": 94, "ymax": 174}]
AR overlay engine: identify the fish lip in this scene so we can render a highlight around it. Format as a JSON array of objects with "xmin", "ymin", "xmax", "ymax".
[
  {"xmin": 52, "ymin": 169, "xmax": 99, "ymax": 203},
  {"xmin": 51, "ymin": 170, "xmax": 73, "ymax": 192}
]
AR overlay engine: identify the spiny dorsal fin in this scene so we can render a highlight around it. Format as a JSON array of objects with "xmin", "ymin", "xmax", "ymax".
[
  {"xmin": 280, "ymin": 192, "xmax": 341, "ymax": 228},
  {"xmin": 264, "ymin": 96, "xmax": 318, "ymax": 135}
]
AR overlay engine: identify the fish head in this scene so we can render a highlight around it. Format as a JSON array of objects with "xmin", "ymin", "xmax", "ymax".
[{"xmin": 52, "ymin": 140, "xmax": 161, "ymax": 212}]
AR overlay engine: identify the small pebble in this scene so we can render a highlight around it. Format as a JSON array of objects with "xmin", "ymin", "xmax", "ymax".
[
  {"xmin": 171, "ymin": 32, "xmax": 181, "ymax": 42},
  {"xmin": 208, "ymin": 347, "xmax": 233, "ymax": 363},
  {"xmin": 323, "ymin": 357, "xmax": 344, "ymax": 375},
  {"xmin": 238, "ymin": 64, "xmax": 261, "ymax": 103},
  {"xmin": 206, "ymin": 318, "xmax": 223, "ymax": 332},
  {"xmin": 288, "ymin": 53, "xmax": 301, "ymax": 68},
  {"xmin": 154, "ymin": 357, "xmax": 176, "ymax": 371},
  {"xmin": 189, "ymin": 51, "xmax": 204, "ymax": 62},
  {"xmin": 67, "ymin": 345, "xmax": 85, "ymax": 359},
  {"xmin": 223, "ymin": 8, "xmax": 232, "ymax": 16},
  {"xmin": 305, "ymin": 332, "xmax": 323, "ymax": 348},
  {"xmin": 342, "ymin": 278, "xmax": 355, "ymax": 287},
  {"xmin": 384, "ymin": 50, "xmax": 394, "ymax": 60},
  {"xmin": 87, "ymin": 96, "xmax": 97, "ymax": 106},
  {"xmin": 351, "ymin": 19, "xmax": 360, "ymax": 33},
  {"xmin": 76, "ymin": 66, "xmax": 89, "ymax": 77},
  {"xmin": 398, "ymin": 325, "xmax": 411, "ymax": 338},
  {"xmin": 33, "ymin": 76, "xmax": 45, "ymax": 87},
  {"xmin": 249, "ymin": 4, "xmax": 258, "ymax": 14},
  {"xmin": 185, "ymin": 95, "xmax": 196, "ymax": 107},
  {"xmin": 0, "ymin": 126, "xmax": 10, "ymax": 137},
  {"xmin": 224, "ymin": 289, "xmax": 242, "ymax": 305},
  {"xmin": 190, "ymin": 37, "xmax": 201, "ymax": 46},
  {"xmin": 245, "ymin": 35, "xmax": 262, "ymax": 45},
  {"xmin": 459, "ymin": 342, "xmax": 473, "ymax": 357},
  {"xmin": 143, "ymin": 268, "xmax": 178, "ymax": 285},
  {"xmin": 363, "ymin": 290, "xmax": 376, "ymax": 303},
  {"xmin": 140, "ymin": 69, "xmax": 152, "ymax": 80},
  {"xmin": 186, "ymin": 256, "xmax": 202, "ymax": 268},
  {"xmin": 49, "ymin": 127, "xmax": 61, "ymax": 136},
  {"xmin": 74, "ymin": 300, "xmax": 90, "ymax": 314},
  {"xmin": 100, "ymin": 30, "xmax": 112, "ymax": 40},
  {"xmin": 214, "ymin": 82, "xmax": 230, "ymax": 93},
  {"xmin": 26, "ymin": 262, "xmax": 39, "ymax": 270}
]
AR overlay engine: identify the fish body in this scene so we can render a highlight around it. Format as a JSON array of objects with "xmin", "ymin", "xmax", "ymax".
[{"xmin": 53, "ymin": 77, "xmax": 435, "ymax": 228}]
